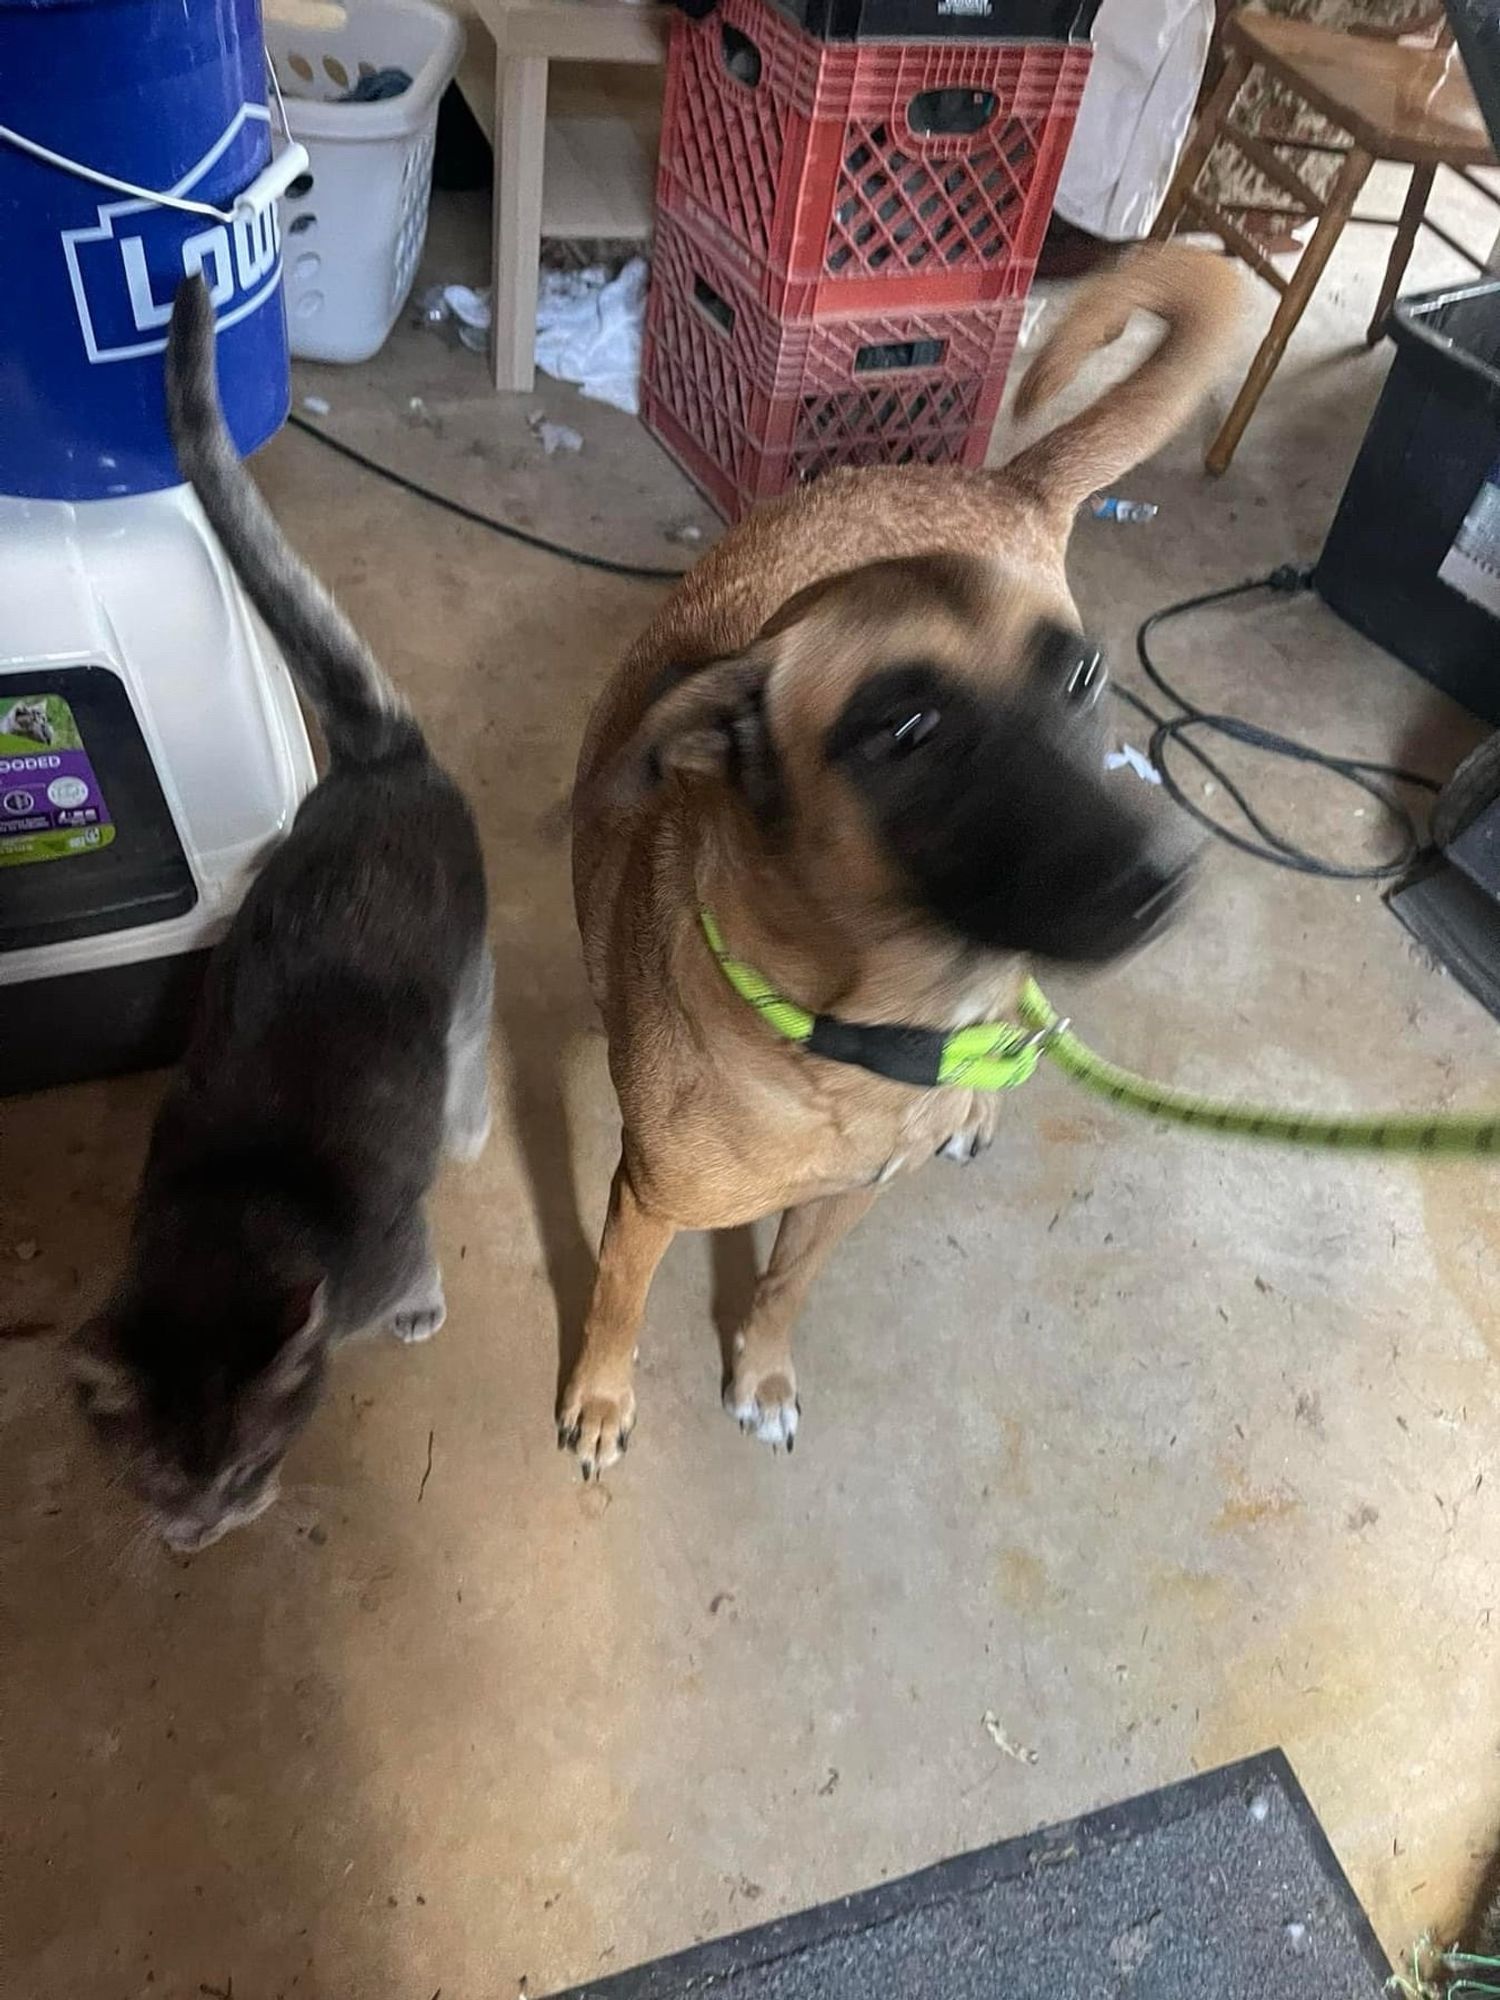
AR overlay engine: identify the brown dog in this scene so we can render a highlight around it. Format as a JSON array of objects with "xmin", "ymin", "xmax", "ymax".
[{"xmin": 564, "ymin": 245, "xmax": 1241, "ymax": 1476}]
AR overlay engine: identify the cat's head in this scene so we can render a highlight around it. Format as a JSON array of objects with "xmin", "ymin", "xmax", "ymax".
[{"xmin": 70, "ymin": 1274, "xmax": 329, "ymax": 1551}]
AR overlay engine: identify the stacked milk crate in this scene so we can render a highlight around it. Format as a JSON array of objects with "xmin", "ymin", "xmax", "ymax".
[{"xmin": 642, "ymin": 0, "xmax": 1098, "ymax": 521}]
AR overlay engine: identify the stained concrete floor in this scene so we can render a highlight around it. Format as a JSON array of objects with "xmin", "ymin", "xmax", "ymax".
[{"xmin": 7, "ymin": 174, "xmax": 1500, "ymax": 1998}]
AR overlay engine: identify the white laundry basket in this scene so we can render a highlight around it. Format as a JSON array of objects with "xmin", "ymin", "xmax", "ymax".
[{"xmin": 266, "ymin": 0, "xmax": 464, "ymax": 363}]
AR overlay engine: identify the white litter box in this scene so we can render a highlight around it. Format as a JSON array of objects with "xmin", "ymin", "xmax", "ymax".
[
  {"xmin": 268, "ymin": 0, "xmax": 465, "ymax": 363},
  {"xmin": 0, "ymin": 489, "xmax": 314, "ymax": 1096},
  {"xmin": 1, "ymin": 0, "xmax": 317, "ymax": 1097}
]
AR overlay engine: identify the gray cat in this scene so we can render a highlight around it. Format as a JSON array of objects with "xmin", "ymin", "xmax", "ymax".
[{"xmin": 71, "ymin": 276, "xmax": 492, "ymax": 1552}]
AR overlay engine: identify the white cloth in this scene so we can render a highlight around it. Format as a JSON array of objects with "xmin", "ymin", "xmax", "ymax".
[
  {"xmin": 534, "ymin": 258, "xmax": 649, "ymax": 415},
  {"xmin": 1054, "ymin": 0, "xmax": 1215, "ymax": 241}
]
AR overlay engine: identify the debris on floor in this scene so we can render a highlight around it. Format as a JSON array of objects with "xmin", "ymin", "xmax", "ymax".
[
  {"xmin": 416, "ymin": 283, "xmax": 492, "ymax": 353},
  {"xmin": 981, "ymin": 1710, "xmax": 1039, "ymax": 1764},
  {"xmin": 534, "ymin": 258, "xmax": 649, "ymax": 415},
  {"xmin": 412, "ymin": 262, "xmax": 650, "ymax": 404},
  {"xmin": 300, "ymin": 394, "xmax": 331, "ymax": 417},
  {"xmin": 1089, "ymin": 494, "xmax": 1159, "ymax": 523},
  {"xmin": 528, "ymin": 411, "xmax": 583, "ymax": 456},
  {"xmin": 1105, "ymin": 743, "xmax": 1163, "ymax": 785}
]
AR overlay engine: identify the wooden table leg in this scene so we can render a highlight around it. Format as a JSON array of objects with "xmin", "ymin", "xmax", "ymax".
[
  {"xmin": 491, "ymin": 51, "xmax": 548, "ymax": 394},
  {"xmin": 1205, "ymin": 144, "xmax": 1374, "ymax": 475},
  {"xmin": 1366, "ymin": 160, "xmax": 1434, "ymax": 346},
  {"xmin": 1152, "ymin": 48, "xmax": 1251, "ymax": 243}
]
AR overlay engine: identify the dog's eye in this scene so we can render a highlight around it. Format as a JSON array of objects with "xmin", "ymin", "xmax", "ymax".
[{"xmin": 866, "ymin": 708, "xmax": 941, "ymax": 759}]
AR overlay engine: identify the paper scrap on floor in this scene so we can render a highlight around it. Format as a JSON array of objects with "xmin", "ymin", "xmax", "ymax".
[{"xmin": 534, "ymin": 260, "xmax": 649, "ymax": 415}]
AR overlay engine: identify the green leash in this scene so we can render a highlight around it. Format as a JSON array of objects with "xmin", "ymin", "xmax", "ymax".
[{"xmin": 701, "ymin": 910, "xmax": 1500, "ymax": 1160}]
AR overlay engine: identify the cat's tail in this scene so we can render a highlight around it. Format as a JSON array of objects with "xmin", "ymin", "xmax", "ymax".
[{"xmin": 166, "ymin": 275, "xmax": 423, "ymax": 768}]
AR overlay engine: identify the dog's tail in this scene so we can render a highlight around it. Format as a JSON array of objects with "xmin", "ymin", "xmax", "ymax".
[
  {"xmin": 1003, "ymin": 245, "xmax": 1242, "ymax": 518},
  {"xmin": 166, "ymin": 275, "xmax": 422, "ymax": 768}
]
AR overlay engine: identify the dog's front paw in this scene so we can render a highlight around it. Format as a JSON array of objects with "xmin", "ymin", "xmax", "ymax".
[
  {"xmin": 724, "ymin": 1363, "xmax": 800, "ymax": 1451},
  {"xmin": 557, "ymin": 1378, "xmax": 636, "ymax": 1480}
]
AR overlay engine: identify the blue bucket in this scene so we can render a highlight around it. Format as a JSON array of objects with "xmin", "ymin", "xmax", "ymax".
[{"xmin": 0, "ymin": 0, "xmax": 291, "ymax": 501}]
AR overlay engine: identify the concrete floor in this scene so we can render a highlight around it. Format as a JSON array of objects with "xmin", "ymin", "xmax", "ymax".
[{"xmin": 7, "ymin": 175, "xmax": 1500, "ymax": 1998}]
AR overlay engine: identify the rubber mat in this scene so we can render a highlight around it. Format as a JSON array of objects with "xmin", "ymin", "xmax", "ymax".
[{"xmin": 549, "ymin": 1752, "xmax": 1388, "ymax": 1998}]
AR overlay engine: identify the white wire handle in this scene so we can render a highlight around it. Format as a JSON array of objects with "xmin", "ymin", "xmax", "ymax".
[{"xmin": 0, "ymin": 52, "xmax": 306, "ymax": 224}]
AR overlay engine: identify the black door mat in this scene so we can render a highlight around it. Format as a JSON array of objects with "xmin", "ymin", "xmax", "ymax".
[{"xmin": 549, "ymin": 1752, "xmax": 1389, "ymax": 1999}]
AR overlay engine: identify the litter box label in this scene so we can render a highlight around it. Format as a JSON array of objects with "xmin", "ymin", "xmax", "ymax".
[{"xmin": 0, "ymin": 696, "xmax": 115, "ymax": 867}]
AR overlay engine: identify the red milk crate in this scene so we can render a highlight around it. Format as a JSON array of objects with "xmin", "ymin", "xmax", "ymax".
[
  {"xmin": 656, "ymin": 0, "xmax": 1091, "ymax": 317},
  {"xmin": 642, "ymin": 208, "xmax": 1024, "ymax": 521}
]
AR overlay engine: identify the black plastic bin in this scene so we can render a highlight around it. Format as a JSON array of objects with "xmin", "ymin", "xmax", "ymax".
[
  {"xmin": 675, "ymin": 0, "xmax": 1098, "ymax": 42},
  {"xmin": 1315, "ymin": 280, "xmax": 1500, "ymax": 724}
]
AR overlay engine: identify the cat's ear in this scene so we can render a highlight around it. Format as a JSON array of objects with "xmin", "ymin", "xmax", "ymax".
[
  {"xmin": 69, "ymin": 1320, "xmax": 138, "ymax": 1421},
  {"xmin": 264, "ymin": 1278, "xmax": 328, "ymax": 1395}
]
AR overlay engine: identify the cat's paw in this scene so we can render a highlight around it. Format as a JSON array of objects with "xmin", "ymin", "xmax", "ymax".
[
  {"xmin": 724, "ymin": 1363, "xmax": 799, "ymax": 1451},
  {"xmin": 557, "ymin": 1379, "xmax": 636, "ymax": 1480},
  {"xmin": 391, "ymin": 1299, "xmax": 446, "ymax": 1344}
]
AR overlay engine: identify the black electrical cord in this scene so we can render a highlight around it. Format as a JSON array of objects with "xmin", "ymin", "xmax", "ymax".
[
  {"xmin": 285, "ymin": 413, "xmax": 692, "ymax": 583},
  {"xmin": 1118, "ymin": 565, "xmax": 1442, "ymax": 881}
]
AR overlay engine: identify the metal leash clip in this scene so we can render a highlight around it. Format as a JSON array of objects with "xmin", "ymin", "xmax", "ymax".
[{"xmin": 1014, "ymin": 1017, "xmax": 1070, "ymax": 1056}]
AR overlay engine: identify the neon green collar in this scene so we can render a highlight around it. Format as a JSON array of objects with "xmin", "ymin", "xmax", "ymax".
[
  {"xmin": 699, "ymin": 910, "xmax": 1054, "ymax": 1092},
  {"xmin": 699, "ymin": 908, "xmax": 1500, "ymax": 1157}
]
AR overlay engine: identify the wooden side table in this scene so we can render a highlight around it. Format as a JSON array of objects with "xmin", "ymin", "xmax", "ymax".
[{"xmin": 463, "ymin": 0, "xmax": 670, "ymax": 391}]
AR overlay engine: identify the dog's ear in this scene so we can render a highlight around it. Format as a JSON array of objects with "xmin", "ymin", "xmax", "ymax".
[{"xmin": 598, "ymin": 652, "xmax": 776, "ymax": 810}]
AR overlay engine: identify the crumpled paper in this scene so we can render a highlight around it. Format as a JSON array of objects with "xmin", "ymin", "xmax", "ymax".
[{"xmin": 534, "ymin": 258, "xmax": 649, "ymax": 415}]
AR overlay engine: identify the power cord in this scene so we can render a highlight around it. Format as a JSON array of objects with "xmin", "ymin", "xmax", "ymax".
[
  {"xmin": 285, "ymin": 413, "xmax": 691, "ymax": 583},
  {"xmin": 281, "ymin": 424, "xmax": 1443, "ymax": 876},
  {"xmin": 1117, "ymin": 565, "xmax": 1441, "ymax": 881}
]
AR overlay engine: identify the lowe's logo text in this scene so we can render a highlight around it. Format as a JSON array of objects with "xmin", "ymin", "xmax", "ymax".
[{"xmin": 61, "ymin": 106, "xmax": 282, "ymax": 364}]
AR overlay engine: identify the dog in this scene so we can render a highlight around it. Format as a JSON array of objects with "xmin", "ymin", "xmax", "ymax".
[{"xmin": 564, "ymin": 245, "xmax": 1241, "ymax": 1477}]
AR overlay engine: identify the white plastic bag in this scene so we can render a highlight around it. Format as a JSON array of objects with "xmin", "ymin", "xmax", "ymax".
[{"xmin": 1054, "ymin": 0, "xmax": 1215, "ymax": 240}]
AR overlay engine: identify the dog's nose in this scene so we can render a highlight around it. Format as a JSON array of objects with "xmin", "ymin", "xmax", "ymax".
[
  {"xmin": 1114, "ymin": 849, "xmax": 1196, "ymax": 939},
  {"xmin": 1062, "ymin": 848, "xmax": 1196, "ymax": 962},
  {"xmin": 1129, "ymin": 858, "xmax": 1192, "ymax": 929}
]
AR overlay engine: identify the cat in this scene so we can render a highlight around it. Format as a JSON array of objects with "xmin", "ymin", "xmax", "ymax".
[
  {"xmin": 70, "ymin": 275, "xmax": 493, "ymax": 1553},
  {"xmin": 3, "ymin": 700, "xmax": 55, "ymax": 745}
]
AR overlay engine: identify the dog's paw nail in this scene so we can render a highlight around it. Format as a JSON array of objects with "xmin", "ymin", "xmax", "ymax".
[{"xmin": 559, "ymin": 1388, "xmax": 636, "ymax": 1474}]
